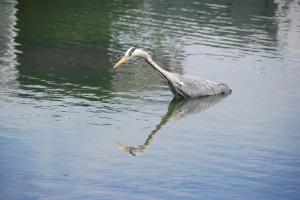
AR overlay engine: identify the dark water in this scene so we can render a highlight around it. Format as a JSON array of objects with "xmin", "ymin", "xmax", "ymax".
[{"xmin": 1, "ymin": 0, "xmax": 300, "ymax": 199}]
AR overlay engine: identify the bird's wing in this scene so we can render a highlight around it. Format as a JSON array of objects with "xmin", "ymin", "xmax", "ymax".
[{"xmin": 174, "ymin": 74, "xmax": 220, "ymax": 97}]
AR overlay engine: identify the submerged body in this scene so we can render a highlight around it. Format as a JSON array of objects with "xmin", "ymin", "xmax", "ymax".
[{"xmin": 114, "ymin": 47, "xmax": 232, "ymax": 98}]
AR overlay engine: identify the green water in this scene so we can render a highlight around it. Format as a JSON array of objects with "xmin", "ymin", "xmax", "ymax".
[{"xmin": 1, "ymin": 0, "xmax": 300, "ymax": 199}]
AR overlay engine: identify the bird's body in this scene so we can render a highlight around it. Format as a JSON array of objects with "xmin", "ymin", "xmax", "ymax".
[
  {"xmin": 167, "ymin": 73, "xmax": 232, "ymax": 98},
  {"xmin": 113, "ymin": 47, "xmax": 232, "ymax": 98}
]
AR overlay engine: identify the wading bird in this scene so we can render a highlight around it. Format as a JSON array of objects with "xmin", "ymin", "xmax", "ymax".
[{"xmin": 113, "ymin": 47, "xmax": 231, "ymax": 98}]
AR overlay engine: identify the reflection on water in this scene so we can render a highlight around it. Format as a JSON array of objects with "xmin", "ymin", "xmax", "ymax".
[
  {"xmin": 0, "ymin": 0, "xmax": 19, "ymax": 87},
  {"xmin": 1, "ymin": 0, "xmax": 300, "ymax": 199},
  {"xmin": 118, "ymin": 94, "xmax": 227, "ymax": 156}
]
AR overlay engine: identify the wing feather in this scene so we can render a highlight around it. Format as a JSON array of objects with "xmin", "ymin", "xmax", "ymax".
[{"xmin": 172, "ymin": 74, "xmax": 231, "ymax": 98}]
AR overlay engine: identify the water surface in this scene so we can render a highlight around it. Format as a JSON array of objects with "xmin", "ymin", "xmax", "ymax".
[{"xmin": 1, "ymin": 0, "xmax": 300, "ymax": 199}]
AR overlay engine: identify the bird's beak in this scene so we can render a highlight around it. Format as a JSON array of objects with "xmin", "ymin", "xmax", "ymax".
[{"xmin": 113, "ymin": 55, "xmax": 130, "ymax": 69}]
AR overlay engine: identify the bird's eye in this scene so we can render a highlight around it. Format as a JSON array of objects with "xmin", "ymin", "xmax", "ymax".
[{"xmin": 128, "ymin": 47, "xmax": 136, "ymax": 56}]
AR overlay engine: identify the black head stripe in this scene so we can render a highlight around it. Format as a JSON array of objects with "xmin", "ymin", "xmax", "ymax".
[{"xmin": 128, "ymin": 47, "xmax": 136, "ymax": 56}]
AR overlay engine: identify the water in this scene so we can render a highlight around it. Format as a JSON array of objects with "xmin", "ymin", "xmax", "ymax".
[{"xmin": 1, "ymin": 0, "xmax": 300, "ymax": 199}]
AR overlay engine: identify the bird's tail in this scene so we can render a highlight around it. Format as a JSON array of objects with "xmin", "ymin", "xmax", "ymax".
[{"xmin": 218, "ymin": 83, "xmax": 232, "ymax": 94}]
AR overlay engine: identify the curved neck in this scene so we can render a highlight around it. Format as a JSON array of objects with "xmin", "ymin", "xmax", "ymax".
[{"xmin": 140, "ymin": 50, "xmax": 171, "ymax": 81}]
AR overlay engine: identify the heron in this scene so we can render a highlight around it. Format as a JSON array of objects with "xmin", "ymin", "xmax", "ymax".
[{"xmin": 113, "ymin": 47, "xmax": 232, "ymax": 98}]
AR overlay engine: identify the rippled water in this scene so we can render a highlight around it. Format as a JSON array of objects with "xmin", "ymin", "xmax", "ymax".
[{"xmin": 1, "ymin": 0, "xmax": 300, "ymax": 199}]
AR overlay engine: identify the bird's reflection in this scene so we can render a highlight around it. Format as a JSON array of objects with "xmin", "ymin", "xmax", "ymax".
[{"xmin": 117, "ymin": 94, "xmax": 228, "ymax": 156}]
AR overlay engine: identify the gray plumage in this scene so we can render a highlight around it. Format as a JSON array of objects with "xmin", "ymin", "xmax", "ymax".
[
  {"xmin": 113, "ymin": 47, "xmax": 232, "ymax": 98},
  {"xmin": 167, "ymin": 73, "xmax": 231, "ymax": 98}
]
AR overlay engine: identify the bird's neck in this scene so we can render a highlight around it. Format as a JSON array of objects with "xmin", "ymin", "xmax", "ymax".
[{"xmin": 141, "ymin": 51, "xmax": 171, "ymax": 81}]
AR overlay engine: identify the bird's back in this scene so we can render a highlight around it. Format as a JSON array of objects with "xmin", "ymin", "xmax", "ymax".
[{"xmin": 170, "ymin": 74, "xmax": 231, "ymax": 98}]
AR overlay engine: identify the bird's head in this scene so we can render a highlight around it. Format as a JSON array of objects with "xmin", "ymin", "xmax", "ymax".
[{"xmin": 113, "ymin": 47, "xmax": 144, "ymax": 69}]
